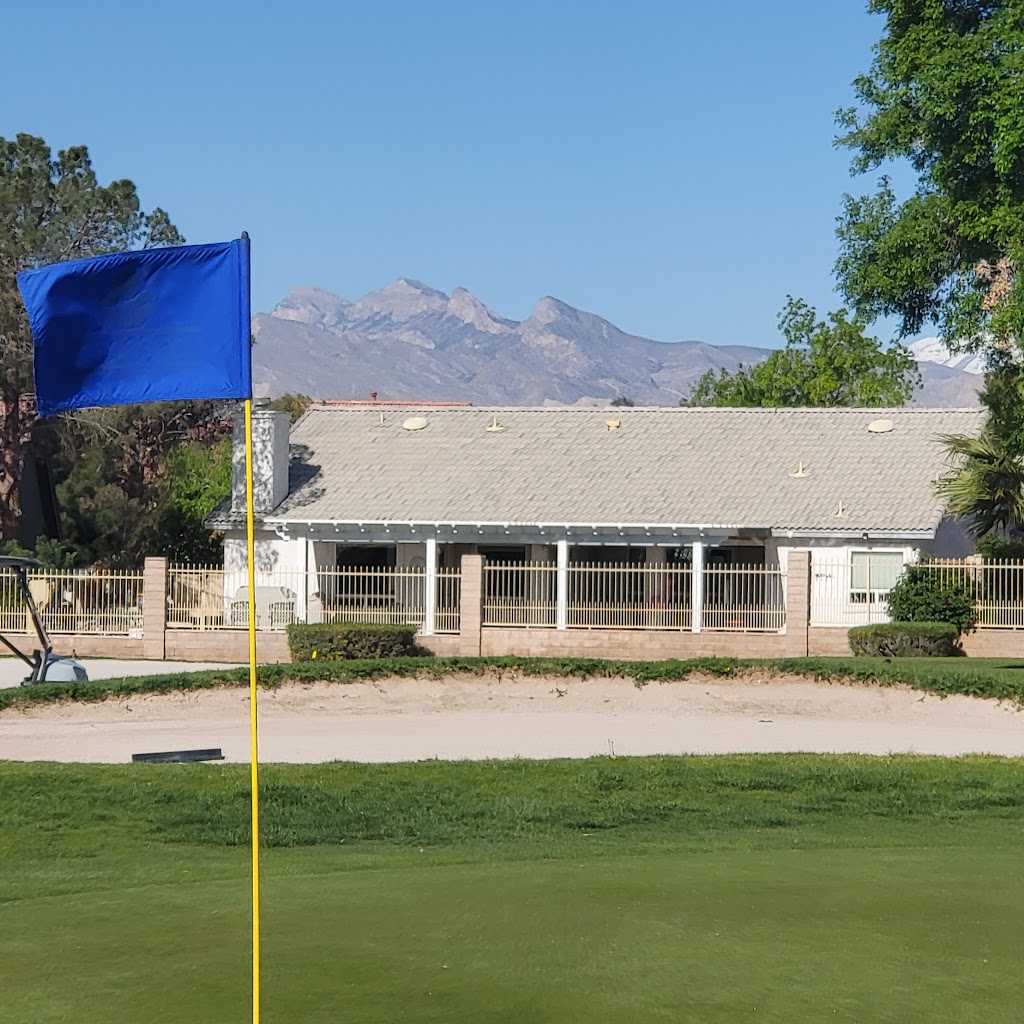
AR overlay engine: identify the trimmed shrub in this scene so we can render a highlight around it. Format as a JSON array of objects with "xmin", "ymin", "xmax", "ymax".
[
  {"xmin": 286, "ymin": 622, "xmax": 420, "ymax": 661},
  {"xmin": 848, "ymin": 622, "xmax": 961, "ymax": 658},
  {"xmin": 886, "ymin": 564, "xmax": 976, "ymax": 635}
]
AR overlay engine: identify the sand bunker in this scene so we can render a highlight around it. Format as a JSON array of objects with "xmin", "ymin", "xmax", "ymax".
[{"xmin": 1, "ymin": 671, "xmax": 1022, "ymax": 763}]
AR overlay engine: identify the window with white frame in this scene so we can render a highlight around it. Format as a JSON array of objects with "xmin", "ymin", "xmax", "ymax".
[{"xmin": 850, "ymin": 551, "xmax": 904, "ymax": 604}]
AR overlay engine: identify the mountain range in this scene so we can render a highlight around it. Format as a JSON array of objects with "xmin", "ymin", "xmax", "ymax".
[{"xmin": 251, "ymin": 278, "xmax": 984, "ymax": 407}]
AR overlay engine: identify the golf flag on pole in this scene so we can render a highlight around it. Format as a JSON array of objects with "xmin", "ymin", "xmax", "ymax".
[
  {"xmin": 16, "ymin": 239, "xmax": 251, "ymax": 417},
  {"xmin": 18, "ymin": 236, "xmax": 264, "ymax": 1024}
]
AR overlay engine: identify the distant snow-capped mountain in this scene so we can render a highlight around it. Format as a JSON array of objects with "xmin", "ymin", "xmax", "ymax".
[
  {"xmin": 250, "ymin": 280, "xmax": 983, "ymax": 408},
  {"xmin": 909, "ymin": 337, "xmax": 987, "ymax": 376}
]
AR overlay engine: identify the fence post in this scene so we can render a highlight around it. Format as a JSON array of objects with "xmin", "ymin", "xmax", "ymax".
[
  {"xmin": 459, "ymin": 554, "xmax": 484, "ymax": 656},
  {"xmin": 785, "ymin": 550, "xmax": 810, "ymax": 656},
  {"xmin": 142, "ymin": 557, "xmax": 168, "ymax": 660}
]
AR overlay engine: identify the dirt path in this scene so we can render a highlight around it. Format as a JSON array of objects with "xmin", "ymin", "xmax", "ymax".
[{"xmin": 1, "ymin": 672, "xmax": 1022, "ymax": 763}]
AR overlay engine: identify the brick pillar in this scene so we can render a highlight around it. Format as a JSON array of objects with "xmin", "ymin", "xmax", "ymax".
[
  {"xmin": 785, "ymin": 550, "xmax": 810, "ymax": 657},
  {"xmin": 142, "ymin": 557, "xmax": 168, "ymax": 660},
  {"xmin": 459, "ymin": 554, "xmax": 484, "ymax": 656}
]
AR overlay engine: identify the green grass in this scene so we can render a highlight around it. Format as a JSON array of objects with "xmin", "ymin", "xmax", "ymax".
[
  {"xmin": 6, "ymin": 652, "xmax": 1024, "ymax": 713},
  {"xmin": 2, "ymin": 756, "xmax": 1024, "ymax": 1022}
]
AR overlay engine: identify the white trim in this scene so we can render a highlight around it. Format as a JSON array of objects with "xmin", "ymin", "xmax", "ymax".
[{"xmin": 268, "ymin": 517, "xmax": 746, "ymax": 532}]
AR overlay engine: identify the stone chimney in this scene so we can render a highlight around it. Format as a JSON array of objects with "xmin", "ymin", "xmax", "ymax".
[{"xmin": 231, "ymin": 405, "xmax": 291, "ymax": 515}]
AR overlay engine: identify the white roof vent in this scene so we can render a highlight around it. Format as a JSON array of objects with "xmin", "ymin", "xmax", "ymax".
[
  {"xmin": 867, "ymin": 418, "xmax": 894, "ymax": 434},
  {"xmin": 402, "ymin": 416, "xmax": 428, "ymax": 431},
  {"xmin": 485, "ymin": 416, "xmax": 505, "ymax": 433}
]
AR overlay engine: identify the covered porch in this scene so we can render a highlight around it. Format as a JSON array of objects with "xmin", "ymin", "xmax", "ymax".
[{"xmin": 241, "ymin": 520, "xmax": 788, "ymax": 635}]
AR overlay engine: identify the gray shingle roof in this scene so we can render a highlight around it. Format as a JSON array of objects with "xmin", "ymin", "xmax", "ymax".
[{"xmin": 268, "ymin": 405, "xmax": 986, "ymax": 535}]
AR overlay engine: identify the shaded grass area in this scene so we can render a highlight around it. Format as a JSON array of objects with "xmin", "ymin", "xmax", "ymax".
[
  {"xmin": 2, "ymin": 756, "xmax": 1024, "ymax": 1023},
  {"xmin": 5, "ymin": 653, "xmax": 1024, "ymax": 711}
]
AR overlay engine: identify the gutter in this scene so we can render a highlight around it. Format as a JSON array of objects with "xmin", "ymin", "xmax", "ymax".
[{"xmin": 265, "ymin": 518, "xmax": 746, "ymax": 535}]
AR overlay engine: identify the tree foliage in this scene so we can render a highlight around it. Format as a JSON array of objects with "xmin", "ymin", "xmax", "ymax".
[
  {"xmin": 49, "ymin": 403, "xmax": 232, "ymax": 568},
  {"xmin": 937, "ymin": 356, "xmax": 1024, "ymax": 538},
  {"xmin": 270, "ymin": 393, "xmax": 313, "ymax": 423},
  {"xmin": 835, "ymin": 1, "xmax": 1024, "ymax": 350},
  {"xmin": 689, "ymin": 298, "xmax": 919, "ymax": 407},
  {"xmin": 0, "ymin": 134, "xmax": 183, "ymax": 542}
]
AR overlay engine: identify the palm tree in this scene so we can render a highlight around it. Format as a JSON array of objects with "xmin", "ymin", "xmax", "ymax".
[{"xmin": 937, "ymin": 430, "xmax": 1024, "ymax": 538}]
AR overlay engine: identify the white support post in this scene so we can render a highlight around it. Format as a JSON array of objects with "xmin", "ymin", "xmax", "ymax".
[
  {"xmin": 295, "ymin": 537, "xmax": 309, "ymax": 622},
  {"xmin": 556, "ymin": 538, "xmax": 569, "ymax": 630},
  {"xmin": 690, "ymin": 540, "xmax": 704, "ymax": 633},
  {"xmin": 423, "ymin": 536, "xmax": 438, "ymax": 636}
]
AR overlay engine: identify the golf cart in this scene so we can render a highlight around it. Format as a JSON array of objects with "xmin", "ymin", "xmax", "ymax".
[{"xmin": 0, "ymin": 556, "xmax": 88, "ymax": 685}]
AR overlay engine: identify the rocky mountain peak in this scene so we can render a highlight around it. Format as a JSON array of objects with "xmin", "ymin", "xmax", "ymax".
[
  {"xmin": 349, "ymin": 277, "xmax": 449, "ymax": 320},
  {"xmin": 447, "ymin": 287, "xmax": 515, "ymax": 335},
  {"xmin": 271, "ymin": 286, "xmax": 352, "ymax": 328},
  {"xmin": 528, "ymin": 295, "xmax": 578, "ymax": 326}
]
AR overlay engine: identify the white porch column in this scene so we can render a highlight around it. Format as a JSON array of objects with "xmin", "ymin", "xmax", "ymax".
[
  {"xmin": 295, "ymin": 537, "xmax": 309, "ymax": 621},
  {"xmin": 422, "ymin": 536, "xmax": 438, "ymax": 635},
  {"xmin": 556, "ymin": 538, "xmax": 569, "ymax": 630},
  {"xmin": 690, "ymin": 540, "xmax": 704, "ymax": 633}
]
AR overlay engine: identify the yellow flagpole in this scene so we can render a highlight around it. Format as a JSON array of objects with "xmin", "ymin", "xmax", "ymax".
[{"xmin": 244, "ymin": 397, "xmax": 261, "ymax": 1024}]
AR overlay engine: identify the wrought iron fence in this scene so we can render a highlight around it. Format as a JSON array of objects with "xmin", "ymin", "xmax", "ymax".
[
  {"xmin": 920, "ymin": 558, "xmax": 1024, "ymax": 629},
  {"xmin": 810, "ymin": 557, "xmax": 900, "ymax": 627},
  {"xmin": 567, "ymin": 562, "xmax": 693, "ymax": 630},
  {"xmin": 483, "ymin": 562, "xmax": 557, "ymax": 627},
  {"xmin": 167, "ymin": 564, "xmax": 461, "ymax": 633},
  {"xmin": 435, "ymin": 568, "xmax": 462, "ymax": 634},
  {"xmin": 0, "ymin": 569, "xmax": 144, "ymax": 636},
  {"xmin": 809, "ymin": 556, "xmax": 1024, "ymax": 630},
  {"xmin": 702, "ymin": 563, "xmax": 786, "ymax": 632},
  {"xmin": 481, "ymin": 560, "xmax": 785, "ymax": 631}
]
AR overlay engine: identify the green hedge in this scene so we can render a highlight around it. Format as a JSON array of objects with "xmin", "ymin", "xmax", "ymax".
[
  {"xmin": 286, "ymin": 622, "xmax": 420, "ymax": 661},
  {"xmin": 848, "ymin": 622, "xmax": 961, "ymax": 658}
]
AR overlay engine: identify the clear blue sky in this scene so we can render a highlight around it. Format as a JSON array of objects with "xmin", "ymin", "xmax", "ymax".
[{"xmin": 4, "ymin": 1, "xmax": 901, "ymax": 348}]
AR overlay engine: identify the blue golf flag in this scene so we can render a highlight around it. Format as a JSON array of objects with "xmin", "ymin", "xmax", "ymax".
[{"xmin": 17, "ymin": 238, "xmax": 251, "ymax": 418}]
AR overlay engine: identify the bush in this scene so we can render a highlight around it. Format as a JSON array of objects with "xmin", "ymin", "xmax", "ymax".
[
  {"xmin": 976, "ymin": 534, "xmax": 1024, "ymax": 560},
  {"xmin": 848, "ymin": 622, "xmax": 961, "ymax": 658},
  {"xmin": 286, "ymin": 622, "xmax": 420, "ymax": 661},
  {"xmin": 886, "ymin": 563, "xmax": 976, "ymax": 635}
]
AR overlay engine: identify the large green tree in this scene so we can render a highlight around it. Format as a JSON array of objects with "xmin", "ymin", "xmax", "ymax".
[
  {"xmin": 0, "ymin": 134, "xmax": 182, "ymax": 541},
  {"xmin": 689, "ymin": 298, "xmax": 919, "ymax": 407},
  {"xmin": 49, "ymin": 402, "xmax": 232, "ymax": 568},
  {"xmin": 835, "ymin": 0, "xmax": 1024, "ymax": 351}
]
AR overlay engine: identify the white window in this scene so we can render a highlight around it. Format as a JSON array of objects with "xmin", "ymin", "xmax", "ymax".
[{"xmin": 850, "ymin": 551, "xmax": 904, "ymax": 604}]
